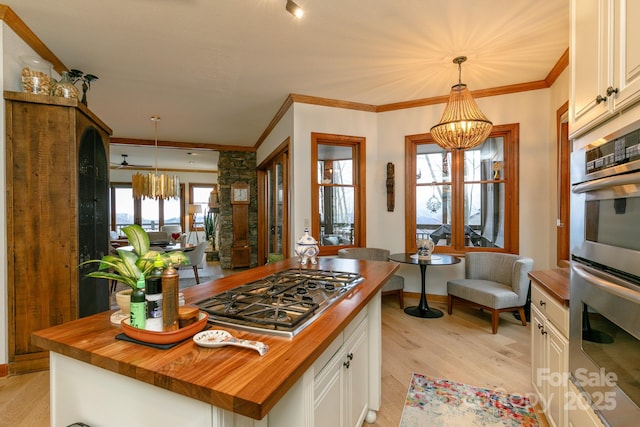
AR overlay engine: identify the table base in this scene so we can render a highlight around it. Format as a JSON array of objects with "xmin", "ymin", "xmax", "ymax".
[{"xmin": 404, "ymin": 306, "xmax": 443, "ymax": 318}]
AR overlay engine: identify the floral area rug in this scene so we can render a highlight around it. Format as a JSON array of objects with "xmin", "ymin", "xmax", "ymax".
[{"xmin": 399, "ymin": 373, "xmax": 539, "ymax": 427}]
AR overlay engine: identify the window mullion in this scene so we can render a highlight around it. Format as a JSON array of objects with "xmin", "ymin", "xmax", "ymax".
[{"xmin": 452, "ymin": 150, "xmax": 466, "ymax": 251}]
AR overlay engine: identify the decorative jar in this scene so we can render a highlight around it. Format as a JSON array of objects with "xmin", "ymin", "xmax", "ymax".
[
  {"xmin": 295, "ymin": 227, "xmax": 319, "ymax": 265},
  {"xmin": 52, "ymin": 71, "xmax": 80, "ymax": 99},
  {"xmin": 19, "ymin": 55, "xmax": 52, "ymax": 95}
]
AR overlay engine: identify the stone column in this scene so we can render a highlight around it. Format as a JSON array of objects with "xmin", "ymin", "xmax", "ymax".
[{"xmin": 217, "ymin": 151, "xmax": 257, "ymax": 269}]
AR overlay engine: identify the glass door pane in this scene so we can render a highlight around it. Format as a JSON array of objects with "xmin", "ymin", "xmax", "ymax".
[
  {"xmin": 262, "ymin": 149, "xmax": 289, "ymax": 263},
  {"xmin": 416, "ymin": 144, "xmax": 452, "ymax": 246},
  {"xmin": 114, "ymin": 187, "xmax": 134, "ymax": 235},
  {"xmin": 164, "ymin": 198, "xmax": 181, "ymax": 226},
  {"xmin": 141, "ymin": 198, "xmax": 160, "ymax": 231},
  {"xmin": 463, "ymin": 137, "xmax": 505, "ymax": 248}
]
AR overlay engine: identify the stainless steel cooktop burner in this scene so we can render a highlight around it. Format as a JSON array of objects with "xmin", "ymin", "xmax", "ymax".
[{"xmin": 194, "ymin": 269, "xmax": 363, "ymax": 337}]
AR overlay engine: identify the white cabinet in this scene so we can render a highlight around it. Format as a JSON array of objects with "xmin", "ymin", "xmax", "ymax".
[
  {"xmin": 531, "ymin": 284, "xmax": 569, "ymax": 427},
  {"xmin": 47, "ymin": 292, "xmax": 382, "ymax": 427},
  {"xmin": 570, "ymin": 0, "xmax": 640, "ymax": 139},
  {"xmin": 314, "ymin": 310, "xmax": 370, "ymax": 427},
  {"xmin": 613, "ymin": 1, "xmax": 640, "ymax": 109}
]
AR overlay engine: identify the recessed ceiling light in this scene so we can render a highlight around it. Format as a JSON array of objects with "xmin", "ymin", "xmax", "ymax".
[{"xmin": 286, "ymin": 0, "xmax": 304, "ymax": 19}]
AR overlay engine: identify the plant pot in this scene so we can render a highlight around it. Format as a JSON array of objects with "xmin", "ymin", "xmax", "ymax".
[{"xmin": 115, "ymin": 289, "xmax": 132, "ymax": 314}]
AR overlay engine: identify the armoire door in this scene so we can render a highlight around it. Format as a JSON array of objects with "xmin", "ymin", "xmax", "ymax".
[{"xmin": 78, "ymin": 127, "xmax": 110, "ymax": 317}]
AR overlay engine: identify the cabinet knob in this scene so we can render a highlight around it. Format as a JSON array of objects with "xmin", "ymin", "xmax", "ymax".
[
  {"xmin": 606, "ymin": 86, "xmax": 619, "ymax": 96},
  {"xmin": 539, "ymin": 300, "xmax": 546, "ymax": 307},
  {"xmin": 595, "ymin": 94, "xmax": 607, "ymax": 104},
  {"xmin": 347, "ymin": 352, "xmax": 354, "ymax": 361},
  {"xmin": 541, "ymin": 328, "xmax": 547, "ymax": 336},
  {"xmin": 343, "ymin": 361, "xmax": 350, "ymax": 369}
]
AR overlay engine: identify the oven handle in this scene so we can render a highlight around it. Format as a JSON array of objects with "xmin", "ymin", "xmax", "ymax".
[
  {"xmin": 572, "ymin": 263, "xmax": 640, "ymax": 304},
  {"xmin": 572, "ymin": 170, "xmax": 640, "ymax": 194}
]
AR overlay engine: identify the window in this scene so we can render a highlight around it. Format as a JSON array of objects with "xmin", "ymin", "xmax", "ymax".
[
  {"xmin": 189, "ymin": 183, "xmax": 215, "ymax": 230},
  {"xmin": 311, "ymin": 133, "xmax": 366, "ymax": 255},
  {"xmin": 110, "ymin": 183, "xmax": 185, "ymax": 235},
  {"xmin": 405, "ymin": 123, "xmax": 519, "ymax": 254}
]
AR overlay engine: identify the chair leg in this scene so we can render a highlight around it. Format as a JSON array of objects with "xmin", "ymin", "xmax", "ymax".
[
  {"xmin": 447, "ymin": 294, "xmax": 453, "ymax": 314},
  {"xmin": 397, "ymin": 290, "xmax": 404, "ymax": 309},
  {"xmin": 491, "ymin": 310, "xmax": 499, "ymax": 334},
  {"xmin": 518, "ymin": 307, "xmax": 527, "ymax": 326},
  {"xmin": 193, "ymin": 265, "xmax": 200, "ymax": 284}
]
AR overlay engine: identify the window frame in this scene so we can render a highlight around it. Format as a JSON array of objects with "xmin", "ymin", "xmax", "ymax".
[
  {"xmin": 189, "ymin": 183, "xmax": 215, "ymax": 231},
  {"xmin": 404, "ymin": 123, "xmax": 519, "ymax": 255},
  {"xmin": 311, "ymin": 132, "xmax": 366, "ymax": 256}
]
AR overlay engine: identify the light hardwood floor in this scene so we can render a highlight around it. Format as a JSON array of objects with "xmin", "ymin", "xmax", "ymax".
[{"xmin": 0, "ymin": 294, "xmax": 549, "ymax": 426}]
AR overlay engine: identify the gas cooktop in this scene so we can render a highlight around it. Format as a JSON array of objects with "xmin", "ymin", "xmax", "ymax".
[{"xmin": 194, "ymin": 268, "xmax": 363, "ymax": 337}]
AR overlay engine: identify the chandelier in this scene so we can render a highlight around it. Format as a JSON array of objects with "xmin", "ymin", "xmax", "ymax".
[
  {"xmin": 132, "ymin": 116, "xmax": 180, "ymax": 199},
  {"xmin": 430, "ymin": 56, "xmax": 493, "ymax": 150}
]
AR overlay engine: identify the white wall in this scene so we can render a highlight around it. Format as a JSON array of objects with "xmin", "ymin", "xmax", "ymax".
[
  {"xmin": 289, "ymin": 103, "xmax": 378, "ymax": 245},
  {"xmin": 277, "ymin": 89, "xmax": 559, "ymax": 296}
]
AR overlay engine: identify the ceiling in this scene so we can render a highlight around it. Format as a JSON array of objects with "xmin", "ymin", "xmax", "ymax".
[{"xmin": 5, "ymin": 0, "xmax": 569, "ymax": 169}]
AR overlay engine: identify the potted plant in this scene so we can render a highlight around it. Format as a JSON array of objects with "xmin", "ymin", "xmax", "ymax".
[{"xmin": 80, "ymin": 224, "xmax": 189, "ymax": 312}]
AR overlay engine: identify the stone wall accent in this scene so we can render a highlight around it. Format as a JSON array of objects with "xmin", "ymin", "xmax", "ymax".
[{"xmin": 217, "ymin": 151, "xmax": 257, "ymax": 269}]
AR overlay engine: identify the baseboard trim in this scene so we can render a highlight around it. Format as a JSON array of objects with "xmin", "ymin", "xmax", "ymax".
[{"xmin": 402, "ymin": 291, "xmax": 447, "ymax": 303}]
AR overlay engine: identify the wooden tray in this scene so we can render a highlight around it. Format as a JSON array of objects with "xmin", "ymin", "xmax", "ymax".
[{"xmin": 121, "ymin": 312, "xmax": 208, "ymax": 344}]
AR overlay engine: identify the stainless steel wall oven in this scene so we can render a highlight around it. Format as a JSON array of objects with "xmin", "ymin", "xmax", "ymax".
[{"xmin": 570, "ymin": 124, "xmax": 640, "ymax": 427}]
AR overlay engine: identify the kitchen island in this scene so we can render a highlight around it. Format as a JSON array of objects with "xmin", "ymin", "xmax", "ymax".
[{"xmin": 32, "ymin": 257, "xmax": 399, "ymax": 427}]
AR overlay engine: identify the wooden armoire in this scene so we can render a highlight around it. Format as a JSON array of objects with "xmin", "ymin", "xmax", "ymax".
[{"xmin": 5, "ymin": 91, "xmax": 111, "ymax": 374}]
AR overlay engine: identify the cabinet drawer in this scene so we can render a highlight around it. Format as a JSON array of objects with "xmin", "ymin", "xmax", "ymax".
[
  {"xmin": 532, "ymin": 284, "xmax": 569, "ymax": 337},
  {"xmin": 314, "ymin": 332, "xmax": 344, "ymax": 376}
]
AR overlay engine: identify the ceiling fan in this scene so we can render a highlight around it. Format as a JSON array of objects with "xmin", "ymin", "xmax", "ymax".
[{"xmin": 111, "ymin": 154, "xmax": 151, "ymax": 169}]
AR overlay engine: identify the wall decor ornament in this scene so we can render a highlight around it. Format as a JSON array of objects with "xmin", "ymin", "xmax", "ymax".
[
  {"xmin": 386, "ymin": 162, "xmax": 395, "ymax": 212},
  {"xmin": 67, "ymin": 68, "xmax": 98, "ymax": 106},
  {"xmin": 426, "ymin": 184, "xmax": 441, "ymax": 213}
]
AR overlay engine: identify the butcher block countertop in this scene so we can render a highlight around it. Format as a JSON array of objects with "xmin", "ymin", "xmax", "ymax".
[
  {"xmin": 31, "ymin": 257, "xmax": 399, "ymax": 420},
  {"xmin": 528, "ymin": 268, "xmax": 570, "ymax": 306}
]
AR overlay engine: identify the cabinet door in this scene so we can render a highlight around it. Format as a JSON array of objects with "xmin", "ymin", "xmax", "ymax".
[
  {"xmin": 547, "ymin": 322, "xmax": 569, "ymax": 427},
  {"xmin": 314, "ymin": 352, "xmax": 345, "ymax": 427},
  {"xmin": 345, "ymin": 318, "xmax": 368, "ymax": 427},
  {"xmin": 570, "ymin": 0, "xmax": 612, "ymax": 138},
  {"xmin": 531, "ymin": 305, "xmax": 547, "ymax": 399},
  {"xmin": 612, "ymin": 0, "xmax": 640, "ymax": 109},
  {"xmin": 6, "ymin": 99, "xmax": 76, "ymax": 371}
]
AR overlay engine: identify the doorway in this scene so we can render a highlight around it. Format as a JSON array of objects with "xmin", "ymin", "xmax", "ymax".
[
  {"xmin": 258, "ymin": 139, "xmax": 290, "ymax": 265},
  {"xmin": 556, "ymin": 102, "xmax": 570, "ymax": 266}
]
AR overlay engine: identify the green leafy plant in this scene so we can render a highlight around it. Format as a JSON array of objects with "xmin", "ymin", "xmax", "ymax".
[
  {"xmin": 204, "ymin": 210, "xmax": 214, "ymax": 242},
  {"xmin": 80, "ymin": 224, "xmax": 189, "ymax": 289}
]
